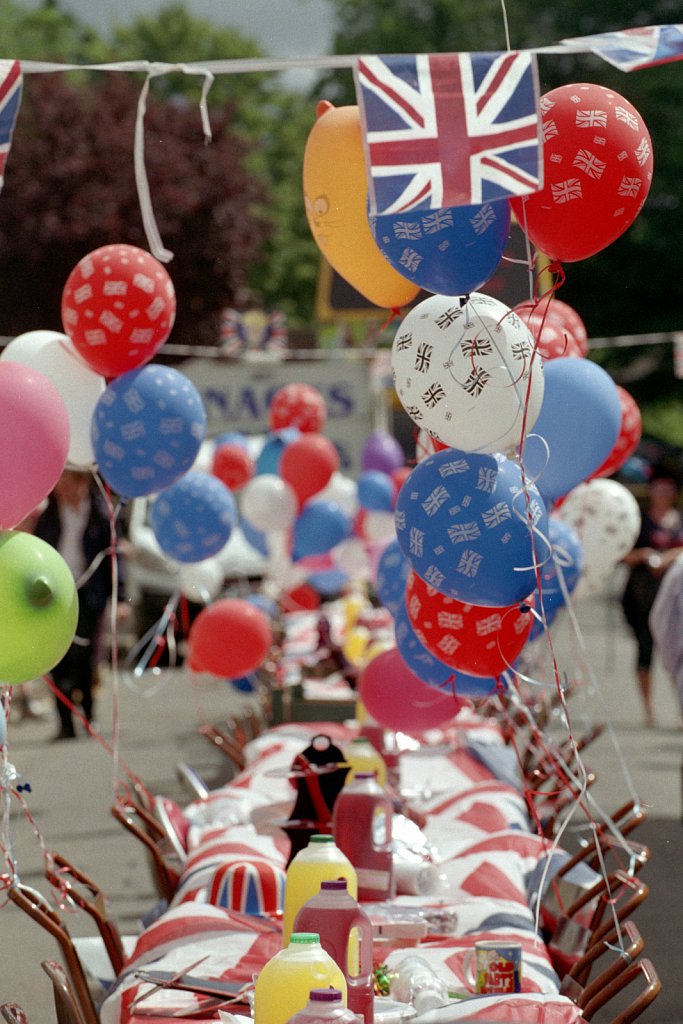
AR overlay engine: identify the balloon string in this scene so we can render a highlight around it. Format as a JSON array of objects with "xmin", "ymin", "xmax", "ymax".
[{"xmin": 379, "ymin": 307, "xmax": 403, "ymax": 332}]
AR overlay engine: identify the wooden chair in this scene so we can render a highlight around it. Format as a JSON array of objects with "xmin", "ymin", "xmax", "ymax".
[
  {"xmin": 0, "ymin": 1005, "xmax": 30, "ymax": 1024},
  {"xmin": 41, "ymin": 960, "xmax": 87, "ymax": 1024},
  {"xmin": 44, "ymin": 852, "xmax": 126, "ymax": 976},
  {"xmin": 581, "ymin": 957, "xmax": 661, "ymax": 1023},
  {"xmin": 541, "ymin": 800, "xmax": 649, "ymax": 936},
  {"xmin": 110, "ymin": 801, "xmax": 180, "ymax": 903},
  {"xmin": 199, "ymin": 723, "xmax": 246, "ymax": 773},
  {"xmin": 6, "ymin": 883, "xmax": 99, "ymax": 1024},
  {"xmin": 548, "ymin": 870, "xmax": 649, "ymax": 980},
  {"xmin": 560, "ymin": 919, "xmax": 644, "ymax": 1004}
]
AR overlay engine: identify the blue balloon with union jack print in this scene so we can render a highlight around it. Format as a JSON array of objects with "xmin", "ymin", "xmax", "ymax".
[
  {"xmin": 369, "ymin": 199, "xmax": 511, "ymax": 297},
  {"xmin": 394, "ymin": 448, "xmax": 548, "ymax": 607}
]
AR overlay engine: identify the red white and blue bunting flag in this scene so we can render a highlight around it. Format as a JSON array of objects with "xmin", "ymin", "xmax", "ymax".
[
  {"xmin": 0, "ymin": 60, "xmax": 22, "ymax": 192},
  {"xmin": 354, "ymin": 52, "xmax": 542, "ymax": 216},
  {"xmin": 560, "ymin": 24, "xmax": 683, "ymax": 72}
]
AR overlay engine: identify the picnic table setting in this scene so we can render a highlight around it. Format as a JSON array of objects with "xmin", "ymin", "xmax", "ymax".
[{"xmin": 1, "ymin": 15, "xmax": 680, "ymax": 1024}]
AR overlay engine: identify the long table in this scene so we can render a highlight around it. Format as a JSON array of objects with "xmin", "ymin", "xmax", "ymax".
[{"xmin": 100, "ymin": 717, "xmax": 586, "ymax": 1024}]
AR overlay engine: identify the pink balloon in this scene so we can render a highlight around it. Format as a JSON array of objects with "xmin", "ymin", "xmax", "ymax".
[
  {"xmin": 360, "ymin": 647, "xmax": 464, "ymax": 734},
  {"xmin": 0, "ymin": 362, "xmax": 70, "ymax": 528}
]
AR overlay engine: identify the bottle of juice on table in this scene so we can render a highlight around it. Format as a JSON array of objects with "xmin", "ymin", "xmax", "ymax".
[
  {"xmin": 343, "ymin": 736, "xmax": 387, "ymax": 788},
  {"xmin": 254, "ymin": 933, "xmax": 347, "ymax": 1024},
  {"xmin": 294, "ymin": 879, "xmax": 375, "ymax": 1023},
  {"xmin": 333, "ymin": 771, "xmax": 394, "ymax": 902},
  {"xmin": 284, "ymin": 988, "xmax": 361, "ymax": 1023},
  {"xmin": 283, "ymin": 834, "xmax": 358, "ymax": 946}
]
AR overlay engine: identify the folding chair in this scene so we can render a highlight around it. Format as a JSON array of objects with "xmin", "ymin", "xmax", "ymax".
[
  {"xmin": 199, "ymin": 723, "xmax": 246, "ymax": 773},
  {"xmin": 0, "ymin": 1006, "xmax": 29, "ymax": 1024},
  {"xmin": 541, "ymin": 801, "xmax": 649, "ymax": 936},
  {"xmin": 41, "ymin": 960, "xmax": 87, "ymax": 1024},
  {"xmin": 110, "ymin": 801, "xmax": 180, "ymax": 903},
  {"xmin": 560, "ymin": 919, "xmax": 644, "ymax": 1004},
  {"xmin": 548, "ymin": 870, "xmax": 649, "ymax": 980},
  {"xmin": 6, "ymin": 883, "xmax": 99, "ymax": 1024},
  {"xmin": 581, "ymin": 958, "xmax": 661, "ymax": 1023},
  {"xmin": 44, "ymin": 852, "xmax": 127, "ymax": 976}
]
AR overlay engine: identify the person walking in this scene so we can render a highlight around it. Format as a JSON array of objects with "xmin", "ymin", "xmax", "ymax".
[
  {"xmin": 621, "ymin": 468, "xmax": 683, "ymax": 726},
  {"xmin": 34, "ymin": 469, "xmax": 127, "ymax": 740}
]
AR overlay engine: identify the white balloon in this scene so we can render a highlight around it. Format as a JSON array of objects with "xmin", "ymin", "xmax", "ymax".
[
  {"xmin": 241, "ymin": 474, "xmax": 298, "ymax": 533},
  {"xmin": 363, "ymin": 510, "xmax": 396, "ymax": 544},
  {"xmin": 332, "ymin": 537, "xmax": 371, "ymax": 581},
  {"xmin": 178, "ymin": 558, "xmax": 224, "ymax": 603},
  {"xmin": 1, "ymin": 330, "xmax": 105, "ymax": 467},
  {"xmin": 317, "ymin": 471, "xmax": 359, "ymax": 518},
  {"xmin": 392, "ymin": 292, "xmax": 544, "ymax": 453},
  {"xmin": 557, "ymin": 478, "xmax": 641, "ymax": 596}
]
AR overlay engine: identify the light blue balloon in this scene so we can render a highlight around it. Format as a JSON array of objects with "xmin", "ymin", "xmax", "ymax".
[
  {"xmin": 529, "ymin": 518, "xmax": 583, "ymax": 640},
  {"xmin": 308, "ymin": 568, "xmax": 349, "ymax": 595},
  {"xmin": 292, "ymin": 500, "xmax": 351, "ymax": 560},
  {"xmin": 91, "ymin": 365, "xmax": 206, "ymax": 498},
  {"xmin": 375, "ymin": 538, "xmax": 410, "ymax": 617},
  {"xmin": 520, "ymin": 358, "xmax": 622, "ymax": 503},
  {"xmin": 150, "ymin": 471, "xmax": 237, "ymax": 563},
  {"xmin": 245, "ymin": 592, "xmax": 279, "ymax": 619},
  {"xmin": 241, "ymin": 517, "xmax": 269, "ymax": 557},
  {"xmin": 395, "ymin": 448, "xmax": 548, "ymax": 607},
  {"xmin": 358, "ymin": 470, "xmax": 394, "ymax": 512},
  {"xmin": 256, "ymin": 428, "xmax": 299, "ymax": 476},
  {"xmin": 0, "ymin": 709, "xmax": 6, "ymax": 747},
  {"xmin": 370, "ymin": 200, "xmax": 510, "ymax": 296}
]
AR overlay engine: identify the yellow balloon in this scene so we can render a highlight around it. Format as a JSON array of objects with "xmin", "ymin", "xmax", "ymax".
[{"xmin": 303, "ymin": 101, "xmax": 420, "ymax": 310}]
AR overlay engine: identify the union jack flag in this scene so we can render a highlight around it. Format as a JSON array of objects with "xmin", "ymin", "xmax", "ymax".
[
  {"xmin": 354, "ymin": 51, "xmax": 542, "ymax": 215},
  {"xmin": 562, "ymin": 24, "xmax": 683, "ymax": 72},
  {"xmin": 0, "ymin": 61, "xmax": 22, "ymax": 191}
]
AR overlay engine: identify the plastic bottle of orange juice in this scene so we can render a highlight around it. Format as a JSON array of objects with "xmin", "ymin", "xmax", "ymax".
[
  {"xmin": 283, "ymin": 835, "xmax": 358, "ymax": 946},
  {"xmin": 254, "ymin": 933, "xmax": 347, "ymax": 1024},
  {"xmin": 342, "ymin": 736, "xmax": 387, "ymax": 789}
]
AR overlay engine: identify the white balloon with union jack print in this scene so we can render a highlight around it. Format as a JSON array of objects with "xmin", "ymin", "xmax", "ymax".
[{"xmin": 392, "ymin": 292, "xmax": 545, "ymax": 454}]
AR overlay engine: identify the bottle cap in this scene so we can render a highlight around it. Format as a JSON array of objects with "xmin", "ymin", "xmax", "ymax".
[
  {"xmin": 320, "ymin": 879, "xmax": 348, "ymax": 891},
  {"xmin": 310, "ymin": 989, "xmax": 343, "ymax": 1003},
  {"xmin": 290, "ymin": 932, "xmax": 320, "ymax": 944},
  {"xmin": 309, "ymin": 834, "xmax": 334, "ymax": 843}
]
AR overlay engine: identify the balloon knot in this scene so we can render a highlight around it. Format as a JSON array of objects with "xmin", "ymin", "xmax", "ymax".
[
  {"xmin": 26, "ymin": 576, "xmax": 53, "ymax": 608},
  {"xmin": 316, "ymin": 100, "xmax": 334, "ymax": 119}
]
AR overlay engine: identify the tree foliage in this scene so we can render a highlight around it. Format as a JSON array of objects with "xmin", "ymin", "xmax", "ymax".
[
  {"xmin": 0, "ymin": 71, "xmax": 272, "ymax": 345},
  {"xmin": 0, "ymin": 1, "xmax": 325, "ymax": 344}
]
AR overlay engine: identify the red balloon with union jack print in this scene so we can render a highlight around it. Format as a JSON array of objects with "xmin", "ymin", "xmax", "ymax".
[
  {"xmin": 512, "ymin": 82, "xmax": 653, "ymax": 263},
  {"xmin": 405, "ymin": 569, "xmax": 534, "ymax": 677},
  {"xmin": 61, "ymin": 244, "xmax": 176, "ymax": 378}
]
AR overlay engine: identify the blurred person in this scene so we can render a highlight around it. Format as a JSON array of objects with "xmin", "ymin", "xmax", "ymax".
[
  {"xmin": 621, "ymin": 468, "xmax": 683, "ymax": 726},
  {"xmin": 649, "ymin": 552, "xmax": 683, "ymax": 725},
  {"xmin": 34, "ymin": 469, "xmax": 128, "ymax": 740}
]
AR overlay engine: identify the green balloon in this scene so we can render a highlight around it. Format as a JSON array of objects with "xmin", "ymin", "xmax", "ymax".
[{"xmin": 0, "ymin": 530, "xmax": 79, "ymax": 685}]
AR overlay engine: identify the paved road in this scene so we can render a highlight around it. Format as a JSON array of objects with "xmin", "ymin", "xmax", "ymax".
[{"xmin": 1, "ymin": 593, "xmax": 681, "ymax": 1021}]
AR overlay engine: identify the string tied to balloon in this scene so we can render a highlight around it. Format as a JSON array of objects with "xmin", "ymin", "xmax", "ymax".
[{"xmin": 134, "ymin": 63, "xmax": 215, "ymax": 263}]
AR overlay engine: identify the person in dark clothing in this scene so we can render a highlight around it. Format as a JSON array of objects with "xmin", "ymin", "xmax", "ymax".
[
  {"xmin": 621, "ymin": 469, "xmax": 683, "ymax": 727},
  {"xmin": 34, "ymin": 469, "xmax": 127, "ymax": 739}
]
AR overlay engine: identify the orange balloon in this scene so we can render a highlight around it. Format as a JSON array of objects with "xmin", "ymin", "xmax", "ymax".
[{"xmin": 303, "ymin": 101, "xmax": 420, "ymax": 310}]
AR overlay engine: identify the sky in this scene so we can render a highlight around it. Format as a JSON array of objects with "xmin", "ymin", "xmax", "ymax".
[{"xmin": 20, "ymin": 0, "xmax": 338, "ymax": 59}]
